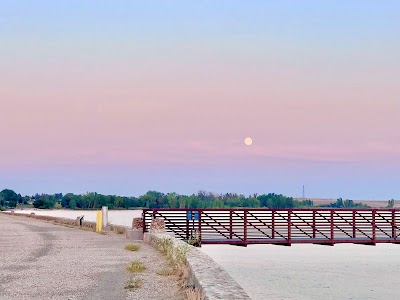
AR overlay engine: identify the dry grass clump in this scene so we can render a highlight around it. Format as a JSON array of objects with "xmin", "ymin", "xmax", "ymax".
[
  {"xmin": 110, "ymin": 224, "xmax": 126, "ymax": 234},
  {"xmin": 125, "ymin": 244, "xmax": 140, "ymax": 252},
  {"xmin": 81, "ymin": 221, "xmax": 96, "ymax": 231},
  {"xmin": 187, "ymin": 232, "xmax": 201, "ymax": 247},
  {"xmin": 186, "ymin": 288, "xmax": 205, "ymax": 300},
  {"xmin": 126, "ymin": 260, "xmax": 146, "ymax": 273},
  {"xmin": 156, "ymin": 237, "xmax": 189, "ymax": 268},
  {"xmin": 125, "ymin": 278, "xmax": 142, "ymax": 290},
  {"xmin": 156, "ymin": 265, "xmax": 174, "ymax": 276},
  {"xmin": 154, "ymin": 237, "xmax": 204, "ymax": 298}
]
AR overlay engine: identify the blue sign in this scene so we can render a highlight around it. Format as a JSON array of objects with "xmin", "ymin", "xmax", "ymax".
[{"xmin": 187, "ymin": 211, "xmax": 199, "ymax": 221}]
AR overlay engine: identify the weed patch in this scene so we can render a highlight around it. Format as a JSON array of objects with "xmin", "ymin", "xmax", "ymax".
[
  {"xmin": 186, "ymin": 287, "xmax": 205, "ymax": 300},
  {"xmin": 126, "ymin": 260, "xmax": 146, "ymax": 273},
  {"xmin": 155, "ymin": 237, "xmax": 189, "ymax": 268},
  {"xmin": 156, "ymin": 265, "xmax": 174, "ymax": 276},
  {"xmin": 125, "ymin": 244, "xmax": 140, "ymax": 251},
  {"xmin": 125, "ymin": 278, "xmax": 142, "ymax": 290},
  {"xmin": 154, "ymin": 236, "xmax": 206, "ymax": 299}
]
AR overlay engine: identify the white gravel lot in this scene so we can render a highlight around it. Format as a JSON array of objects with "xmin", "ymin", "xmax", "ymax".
[
  {"xmin": 0, "ymin": 214, "xmax": 183, "ymax": 300},
  {"xmin": 202, "ymin": 243, "xmax": 400, "ymax": 300}
]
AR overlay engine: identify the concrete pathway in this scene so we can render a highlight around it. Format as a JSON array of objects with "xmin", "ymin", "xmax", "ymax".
[{"xmin": 0, "ymin": 214, "xmax": 182, "ymax": 300}]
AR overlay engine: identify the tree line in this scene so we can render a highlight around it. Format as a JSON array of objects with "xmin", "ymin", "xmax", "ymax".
[
  {"xmin": 3, "ymin": 188, "xmax": 395, "ymax": 210},
  {"xmin": 36, "ymin": 191, "xmax": 316, "ymax": 209},
  {"xmin": 318, "ymin": 198, "xmax": 370, "ymax": 208},
  {"xmin": 1, "ymin": 189, "xmax": 315, "ymax": 210}
]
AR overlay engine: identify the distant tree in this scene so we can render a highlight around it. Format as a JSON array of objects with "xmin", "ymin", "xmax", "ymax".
[
  {"xmin": 387, "ymin": 199, "xmax": 395, "ymax": 208},
  {"xmin": 21, "ymin": 196, "xmax": 30, "ymax": 204},
  {"xmin": 33, "ymin": 195, "xmax": 55, "ymax": 209},
  {"xmin": 245, "ymin": 197, "xmax": 261, "ymax": 208},
  {"xmin": 166, "ymin": 193, "xmax": 179, "ymax": 208},
  {"xmin": 140, "ymin": 191, "xmax": 164, "ymax": 208},
  {"xmin": 7, "ymin": 201, "xmax": 17, "ymax": 208},
  {"xmin": 336, "ymin": 198, "xmax": 344, "ymax": 208},
  {"xmin": 0, "ymin": 189, "xmax": 22, "ymax": 208},
  {"xmin": 257, "ymin": 193, "xmax": 295, "ymax": 209},
  {"xmin": 69, "ymin": 199, "xmax": 77, "ymax": 209},
  {"xmin": 319, "ymin": 198, "xmax": 370, "ymax": 208},
  {"xmin": 61, "ymin": 193, "xmax": 78, "ymax": 208},
  {"xmin": 293, "ymin": 199, "xmax": 314, "ymax": 207}
]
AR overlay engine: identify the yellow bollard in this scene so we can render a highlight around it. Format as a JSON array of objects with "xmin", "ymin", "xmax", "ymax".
[{"xmin": 96, "ymin": 210, "xmax": 103, "ymax": 232}]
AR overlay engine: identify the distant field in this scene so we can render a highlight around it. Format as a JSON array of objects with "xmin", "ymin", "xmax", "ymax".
[{"xmin": 294, "ymin": 198, "xmax": 399, "ymax": 208}]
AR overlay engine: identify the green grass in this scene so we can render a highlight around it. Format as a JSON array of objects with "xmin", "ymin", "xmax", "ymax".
[
  {"xmin": 126, "ymin": 260, "xmax": 146, "ymax": 273},
  {"xmin": 125, "ymin": 244, "xmax": 140, "ymax": 251}
]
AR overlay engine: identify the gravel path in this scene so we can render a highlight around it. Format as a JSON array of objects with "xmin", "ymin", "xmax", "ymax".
[{"xmin": 0, "ymin": 214, "xmax": 183, "ymax": 300}]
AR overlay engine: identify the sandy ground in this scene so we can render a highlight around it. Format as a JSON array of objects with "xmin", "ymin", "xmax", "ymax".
[
  {"xmin": 202, "ymin": 243, "xmax": 400, "ymax": 300},
  {"xmin": 0, "ymin": 214, "xmax": 183, "ymax": 300}
]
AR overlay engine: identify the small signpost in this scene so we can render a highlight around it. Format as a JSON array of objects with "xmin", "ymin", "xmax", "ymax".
[
  {"xmin": 187, "ymin": 211, "xmax": 199, "ymax": 221},
  {"xmin": 186, "ymin": 211, "xmax": 199, "ymax": 242}
]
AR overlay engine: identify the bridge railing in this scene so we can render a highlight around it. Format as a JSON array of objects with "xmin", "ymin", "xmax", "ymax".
[{"xmin": 142, "ymin": 208, "xmax": 400, "ymax": 246}]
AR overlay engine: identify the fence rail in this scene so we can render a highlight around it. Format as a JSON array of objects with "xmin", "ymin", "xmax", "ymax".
[{"xmin": 143, "ymin": 208, "xmax": 400, "ymax": 246}]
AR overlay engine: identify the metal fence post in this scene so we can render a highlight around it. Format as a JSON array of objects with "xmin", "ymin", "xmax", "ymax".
[
  {"xmin": 372, "ymin": 209, "xmax": 376, "ymax": 244},
  {"xmin": 330, "ymin": 210, "xmax": 334, "ymax": 245},
  {"xmin": 272, "ymin": 210, "xmax": 275, "ymax": 239},
  {"xmin": 392, "ymin": 209, "xmax": 396, "ymax": 240},
  {"xmin": 244, "ymin": 210, "xmax": 247, "ymax": 246},
  {"xmin": 186, "ymin": 214, "xmax": 189, "ymax": 241},
  {"xmin": 229, "ymin": 210, "xmax": 233, "ymax": 240},
  {"xmin": 198, "ymin": 210, "xmax": 202, "ymax": 245},
  {"xmin": 312, "ymin": 210, "xmax": 316, "ymax": 239},
  {"xmin": 288, "ymin": 210, "xmax": 291, "ymax": 245},
  {"xmin": 142, "ymin": 210, "xmax": 146, "ymax": 234}
]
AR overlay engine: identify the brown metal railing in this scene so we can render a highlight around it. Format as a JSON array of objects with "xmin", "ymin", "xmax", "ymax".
[{"xmin": 142, "ymin": 208, "xmax": 400, "ymax": 246}]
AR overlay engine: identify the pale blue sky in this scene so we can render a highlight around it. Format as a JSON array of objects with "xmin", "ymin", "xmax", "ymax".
[{"xmin": 1, "ymin": 1, "xmax": 399, "ymax": 199}]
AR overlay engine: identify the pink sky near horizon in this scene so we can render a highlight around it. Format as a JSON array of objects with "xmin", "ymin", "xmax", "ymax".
[
  {"xmin": 1, "ymin": 55, "xmax": 399, "ymax": 170},
  {"xmin": 1, "ymin": 1, "xmax": 400, "ymax": 198}
]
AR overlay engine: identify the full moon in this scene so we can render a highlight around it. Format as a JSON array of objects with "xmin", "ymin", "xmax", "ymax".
[{"xmin": 244, "ymin": 137, "xmax": 253, "ymax": 146}]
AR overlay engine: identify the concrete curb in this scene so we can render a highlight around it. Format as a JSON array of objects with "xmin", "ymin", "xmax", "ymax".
[{"xmin": 144, "ymin": 232, "xmax": 251, "ymax": 300}]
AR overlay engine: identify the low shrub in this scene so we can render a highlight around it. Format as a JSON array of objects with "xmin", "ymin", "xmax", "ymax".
[
  {"xmin": 126, "ymin": 260, "xmax": 146, "ymax": 273},
  {"xmin": 125, "ymin": 244, "xmax": 140, "ymax": 251}
]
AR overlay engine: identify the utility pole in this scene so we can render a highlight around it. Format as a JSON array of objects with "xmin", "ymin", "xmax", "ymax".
[{"xmin": 302, "ymin": 185, "xmax": 305, "ymax": 199}]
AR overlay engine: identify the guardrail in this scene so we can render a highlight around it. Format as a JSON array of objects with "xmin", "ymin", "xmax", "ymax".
[{"xmin": 143, "ymin": 208, "xmax": 400, "ymax": 246}]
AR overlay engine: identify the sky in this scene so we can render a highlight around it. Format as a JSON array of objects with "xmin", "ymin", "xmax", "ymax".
[{"xmin": 1, "ymin": 1, "xmax": 399, "ymax": 199}]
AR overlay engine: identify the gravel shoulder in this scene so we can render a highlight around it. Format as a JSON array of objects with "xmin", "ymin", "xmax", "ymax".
[{"xmin": 0, "ymin": 213, "xmax": 183, "ymax": 300}]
